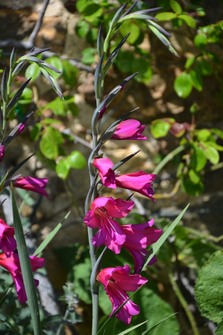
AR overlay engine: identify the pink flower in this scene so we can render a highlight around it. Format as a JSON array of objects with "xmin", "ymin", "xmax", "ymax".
[
  {"xmin": 0, "ymin": 252, "xmax": 44, "ymax": 303},
  {"xmin": 93, "ymin": 157, "xmax": 156, "ymax": 200},
  {"xmin": 0, "ymin": 145, "xmax": 5, "ymax": 162},
  {"xmin": 115, "ymin": 172, "xmax": 156, "ymax": 200},
  {"xmin": 97, "ymin": 265, "xmax": 148, "ymax": 324},
  {"xmin": 122, "ymin": 219, "xmax": 162, "ymax": 273},
  {"xmin": 0, "ymin": 219, "xmax": 16, "ymax": 256},
  {"xmin": 112, "ymin": 119, "xmax": 147, "ymax": 140},
  {"xmin": 93, "ymin": 158, "xmax": 116, "ymax": 188},
  {"xmin": 12, "ymin": 176, "xmax": 48, "ymax": 197},
  {"xmin": 84, "ymin": 197, "xmax": 134, "ymax": 253}
]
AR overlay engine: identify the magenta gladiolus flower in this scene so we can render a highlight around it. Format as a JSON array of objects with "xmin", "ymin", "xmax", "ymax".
[
  {"xmin": 97, "ymin": 265, "xmax": 148, "ymax": 324},
  {"xmin": 122, "ymin": 219, "xmax": 162, "ymax": 273},
  {"xmin": 0, "ymin": 219, "xmax": 16, "ymax": 256},
  {"xmin": 12, "ymin": 176, "xmax": 48, "ymax": 197},
  {"xmin": 93, "ymin": 157, "xmax": 156, "ymax": 200},
  {"xmin": 93, "ymin": 158, "xmax": 116, "ymax": 188},
  {"xmin": 0, "ymin": 252, "xmax": 44, "ymax": 303},
  {"xmin": 112, "ymin": 119, "xmax": 147, "ymax": 140},
  {"xmin": 84, "ymin": 197, "xmax": 134, "ymax": 253},
  {"xmin": 115, "ymin": 172, "xmax": 156, "ymax": 200},
  {"xmin": 0, "ymin": 145, "xmax": 5, "ymax": 162}
]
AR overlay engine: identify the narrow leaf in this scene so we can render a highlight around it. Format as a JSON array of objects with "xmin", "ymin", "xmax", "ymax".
[
  {"xmin": 113, "ymin": 150, "xmax": 140, "ymax": 171},
  {"xmin": 25, "ymin": 47, "xmax": 50, "ymax": 57},
  {"xmin": 6, "ymin": 78, "xmax": 31, "ymax": 112},
  {"xmin": 97, "ymin": 25, "xmax": 104, "ymax": 58},
  {"xmin": 34, "ymin": 211, "xmax": 70, "ymax": 256},
  {"xmin": 40, "ymin": 67, "xmax": 63, "ymax": 98},
  {"xmin": 117, "ymin": 321, "xmax": 148, "ymax": 335},
  {"xmin": 10, "ymin": 47, "xmax": 16, "ymax": 69},
  {"xmin": 7, "ymin": 154, "xmax": 35, "ymax": 179},
  {"xmin": 104, "ymin": 34, "xmax": 130, "ymax": 75},
  {"xmin": 147, "ymin": 21, "xmax": 178, "ymax": 56},
  {"xmin": 94, "ymin": 53, "xmax": 104, "ymax": 101},
  {"xmin": 143, "ymin": 313, "xmax": 178, "ymax": 334},
  {"xmin": 143, "ymin": 204, "xmax": 189, "ymax": 269},
  {"xmin": 1, "ymin": 68, "xmax": 7, "ymax": 102},
  {"xmin": 11, "ymin": 187, "xmax": 42, "ymax": 335}
]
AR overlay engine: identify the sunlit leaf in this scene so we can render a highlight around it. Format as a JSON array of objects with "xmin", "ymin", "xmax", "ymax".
[
  {"xmin": 174, "ymin": 72, "xmax": 192, "ymax": 98},
  {"xmin": 195, "ymin": 251, "xmax": 223, "ymax": 323}
]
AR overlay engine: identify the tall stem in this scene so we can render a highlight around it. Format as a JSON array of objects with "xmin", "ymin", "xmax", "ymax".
[{"xmin": 169, "ymin": 272, "xmax": 199, "ymax": 335}]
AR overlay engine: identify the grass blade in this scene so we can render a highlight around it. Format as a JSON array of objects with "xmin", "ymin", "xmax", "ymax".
[
  {"xmin": 11, "ymin": 187, "xmax": 42, "ymax": 335},
  {"xmin": 143, "ymin": 204, "xmax": 189, "ymax": 270},
  {"xmin": 117, "ymin": 320, "xmax": 148, "ymax": 335},
  {"xmin": 34, "ymin": 211, "xmax": 70, "ymax": 256}
]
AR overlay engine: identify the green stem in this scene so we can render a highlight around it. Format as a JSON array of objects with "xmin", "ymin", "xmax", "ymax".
[
  {"xmin": 56, "ymin": 308, "xmax": 70, "ymax": 335},
  {"xmin": 153, "ymin": 145, "xmax": 185, "ymax": 175},
  {"xmin": 169, "ymin": 272, "xmax": 199, "ymax": 335}
]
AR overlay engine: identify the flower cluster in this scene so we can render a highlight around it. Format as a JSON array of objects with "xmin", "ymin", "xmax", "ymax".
[
  {"xmin": 0, "ymin": 218, "xmax": 44, "ymax": 303},
  {"xmin": 84, "ymin": 119, "xmax": 162, "ymax": 324},
  {"xmin": 0, "ymin": 119, "xmax": 47, "ymax": 303}
]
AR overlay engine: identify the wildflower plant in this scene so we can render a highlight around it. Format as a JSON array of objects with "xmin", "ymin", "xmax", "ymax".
[
  {"xmin": 0, "ymin": 3, "xmax": 189, "ymax": 335},
  {"xmin": 0, "ymin": 47, "xmax": 63, "ymax": 334},
  {"xmin": 82, "ymin": 3, "xmax": 188, "ymax": 334}
]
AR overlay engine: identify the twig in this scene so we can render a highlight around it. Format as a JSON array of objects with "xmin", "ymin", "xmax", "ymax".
[
  {"xmin": 28, "ymin": 0, "xmax": 50, "ymax": 46},
  {"xmin": 0, "ymin": 0, "xmax": 50, "ymax": 50},
  {"xmin": 153, "ymin": 145, "xmax": 185, "ymax": 175},
  {"xmin": 62, "ymin": 129, "xmax": 93, "ymax": 150},
  {"xmin": 154, "ymin": 180, "xmax": 181, "ymax": 199},
  {"xmin": 169, "ymin": 272, "xmax": 200, "ymax": 335},
  {"xmin": 0, "ymin": 0, "xmax": 94, "ymax": 73}
]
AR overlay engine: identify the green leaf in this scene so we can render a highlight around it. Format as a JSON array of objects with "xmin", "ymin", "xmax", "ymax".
[
  {"xmin": 117, "ymin": 321, "xmax": 148, "ymax": 335},
  {"xmin": 81, "ymin": 3, "xmax": 103, "ymax": 23},
  {"xmin": 45, "ymin": 56, "xmax": 63, "ymax": 79},
  {"xmin": 62, "ymin": 60, "xmax": 78, "ymax": 87},
  {"xmin": 174, "ymin": 72, "xmax": 193, "ymax": 98},
  {"xmin": 116, "ymin": 51, "xmax": 134, "ymax": 73},
  {"xmin": 132, "ymin": 57, "xmax": 152, "ymax": 83},
  {"xmin": 203, "ymin": 144, "xmax": 220, "ymax": 164},
  {"xmin": 196, "ymin": 59, "xmax": 212, "ymax": 76},
  {"xmin": 19, "ymin": 87, "xmax": 33, "ymax": 104},
  {"xmin": 56, "ymin": 151, "xmax": 86, "ymax": 179},
  {"xmin": 170, "ymin": 0, "xmax": 182, "ymax": 13},
  {"xmin": 25, "ymin": 63, "xmax": 41, "ymax": 81},
  {"xmin": 75, "ymin": 20, "xmax": 90, "ymax": 38},
  {"xmin": 189, "ymin": 70, "xmax": 203, "ymax": 91},
  {"xmin": 72, "ymin": 258, "xmax": 91, "ymax": 304},
  {"xmin": 150, "ymin": 120, "xmax": 171, "ymax": 138},
  {"xmin": 197, "ymin": 129, "xmax": 211, "ymax": 141},
  {"xmin": 56, "ymin": 158, "xmax": 70, "ymax": 179},
  {"xmin": 40, "ymin": 127, "xmax": 63, "ymax": 160},
  {"xmin": 181, "ymin": 175, "xmax": 204, "ymax": 196},
  {"xmin": 11, "ymin": 188, "xmax": 42, "ymax": 335},
  {"xmin": 44, "ymin": 96, "xmax": 78, "ymax": 117},
  {"xmin": 188, "ymin": 169, "xmax": 200, "ymax": 184},
  {"xmin": 147, "ymin": 21, "xmax": 178, "ymax": 56},
  {"xmin": 185, "ymin": 56, "xmax": 195, "ymax": 69},
  {"xmin": 143, "ymin": 204, "xmax": 189, "ymax": 269},
  {"xmin": 120, "ymin": 21, "xmax": 141, "ymax": 45},
  {"xmin": 191, "ymin": 145, "xmax": 207, "ymax": 172},
  {"xmin": 140, "ymin": 288, "xmax": 179, "ymax": 335},
  {"xmin": 155, "ymin": 12, "xmax": 176, "ymax": 21},
  {"xmin": 34, "ymin": 212, "xmax": 70, "ymax": 256},
  {"xmin": 194, "ymin": 33, "xmax": 207, "ymax": 49},
  {"xmin": 216, "ymin": 321, "xmax": 223, "ymax": 334},
  {"xmin": 212, "ymin": 128, "xmax": 223, "ymax": 140},
  {"xmin": 178, "ymin": 14, "xmax": 196, "ymax": 28},
  {"xmin": 67, "ymin": 150, "xmax": 86, "ymax": 169},
  {"xmin": 195, "ymin": 250, "xmax": 223, "ymax": 323},
  {"xmin": 81, "ymin": 47, "xmax": 96, "ymax": 65}
]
